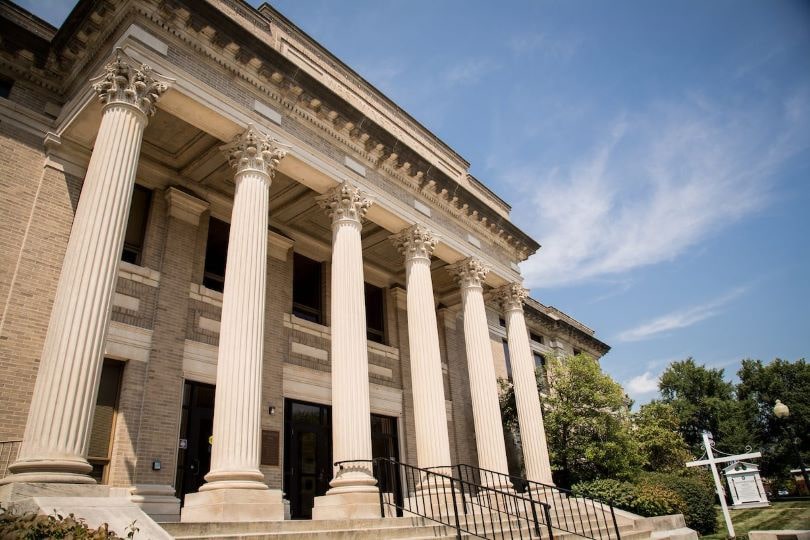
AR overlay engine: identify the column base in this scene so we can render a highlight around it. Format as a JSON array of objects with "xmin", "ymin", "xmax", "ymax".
[
  {"xmin": 130, "ymin": 484, "xmax": 181, "ymax": 522},
  {"xmin": 181, "ymin": 488, "xmax": 285, "ymax": 522},
  {"xmin": 0, "ymin": 457, "xmax": 95, "ymax": 485},
  {"xmin": 312, "ymin": 491, "xmax": 381, "ymax": 520}
]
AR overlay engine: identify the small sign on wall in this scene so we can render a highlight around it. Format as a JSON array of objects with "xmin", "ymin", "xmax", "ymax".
[{"xmin": 261, "ymin": 430, "xmax": 280, "ymax": 466}]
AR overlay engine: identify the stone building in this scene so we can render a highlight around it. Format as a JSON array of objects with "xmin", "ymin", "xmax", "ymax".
[{"xmin": 0, "ymin": 0, "xmax": 609, "ymax": 525}]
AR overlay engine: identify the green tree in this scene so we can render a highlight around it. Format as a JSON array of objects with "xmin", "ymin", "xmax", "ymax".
[
  {"xmin": 543, "ymin": 354, "xmax": 641, "ymax": 486},
  {"xmin": 658, "ymin": 358, "xmax": 738, "ymax": 454},
  {"xmin": 736, "ymin": 358, "xmax": 810, "ymax": 484},
  {"xmin": 633, "ymin": 402, "xmax": 692, "ymax": 473}
]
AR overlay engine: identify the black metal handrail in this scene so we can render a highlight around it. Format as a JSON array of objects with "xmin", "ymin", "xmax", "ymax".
[
  {"xmin": 457, "ymin": 464, "xmax": 622, "ymax": 540},
  {"xmin": 335, "ymin": 458, "xmax": 554, "ymax": 540}
]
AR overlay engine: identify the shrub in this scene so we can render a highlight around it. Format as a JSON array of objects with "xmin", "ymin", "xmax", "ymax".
[
  {"xmin": 0, "ymin": 507, "xmax": 130, "ymax": 539},
  {"xmin": 638, "ymin": 472, "xmax": 717, "ymax": 535},
  {"xmin": 572, "ymin": 479, "xmax": 685, "ymax": 519}
]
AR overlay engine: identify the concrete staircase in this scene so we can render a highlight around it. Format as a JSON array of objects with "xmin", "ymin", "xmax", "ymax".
[
  {"xmin": 159, "ymin": 484, "xmax": 698, "ymax": 540},
  {"xmin": 159, "ymin": 508, "xmax": 661, "ymax": 539}
]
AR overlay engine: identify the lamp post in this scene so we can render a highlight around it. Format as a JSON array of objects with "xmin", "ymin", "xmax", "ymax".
[{"xmin": 773, "ymin": 400, "xmax": 809, "ymax": 496}]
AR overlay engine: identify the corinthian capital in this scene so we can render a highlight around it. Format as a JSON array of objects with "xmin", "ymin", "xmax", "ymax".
[
  {"xmin": 316, "ymin": 182, "xmax": 372, "ymax": 226},
  {"xmin": 90, "ymin": 49, "xmax": 171, "ymax": 117},
  {"xmin": 446, "ymin": 257, "xmax": 489, "ymax": 290},
  {"xmin": 221, "ymin": 124, "xmax": 287, "ymax": 179},
  {"xmin": 390, "ymin": 224, "xmax": 438, "ymax": 262},
  {"xmin": 494, "ymin": 282, "xmax": 528, "ymax": 312}
]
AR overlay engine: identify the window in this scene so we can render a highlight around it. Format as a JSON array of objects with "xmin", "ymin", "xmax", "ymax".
[
  {"xmin": 121, "ymin": 184, "xmax": 152, "ymax": 265},
  {"xmin": 292, "ymin": 253, "xmax": 323, "ymax": 324},
  {"xmin": 0, "ymin": 76, "xmax": 12, "ymax": 99},
  {"xmin": 498, "ymin": 317, "xmax": 506, "ymax": 327},
  {"xmin": 88, "ymin": 359, "xmax": 124, "ymax": 483},
  {"xmin": 533, "ymin": 352, "xmax": 548, "ymax": 391},
  {"xmin": 530, "ymin": 332, "xmax": 544, "ymax": 345},
  {"xmin": 203, "ymin": 217, "xmax": 230, "ymax": 292},
  {"xmin": 502, "ymin": 339, "xmax": 512, "ymax": 381},
  {"xmin": 365, "ymin": 283, "xmax": 385, "ymax": 344}
]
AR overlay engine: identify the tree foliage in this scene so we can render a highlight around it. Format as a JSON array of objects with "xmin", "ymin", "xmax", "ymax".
[
  {"xmin": 658, "ymin": 358, "xmax": 736, "ymax": 454},
  {"xmin": 499, "ymin": 354, "xmax": 644, "ymax": 486},
  {"xmin": 736, "ymin": 358, "xmax": 810, "ymax": 482},
  {"xmin": 633, "ymin": 402, "xmax": 693, "ymax": 473}
]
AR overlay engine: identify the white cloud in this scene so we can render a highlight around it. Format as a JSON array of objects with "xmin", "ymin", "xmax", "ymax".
[
  {"xmin": 616, "ymin": 287, "xmax": 748, "ymax": 342},
  {"xmin": 507, "ymin": 32, "xmax": 580, "ymax": 61},
  {"xmin": 444, "ymin": 58, "xmax": 493, "ymax": 85},
  {"xmin": 626, "ymin": 371, "xmax": 660, "ymax": 396},
  {"xmin": 512, "ymin": 93, "xmax": 809, "ymax": 288}
]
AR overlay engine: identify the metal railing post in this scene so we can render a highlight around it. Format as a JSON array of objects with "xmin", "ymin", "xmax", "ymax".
[
  {"xmin": 610, "ymin": 504, "xmax": 621, "ymax": 540},
  {"xmin": 456, "ymin": 464, "xmax": 468, "ymax": 515},
  {"xmin": 530, "ymin": 499, "xmax": 541, "ymax": 538},
  {"xmin": 544, "ymin": 504, "xmax": 555, "ymax": 540},
  {"xmin": 450, "ymin": 474, "xmax": 463, "ymax": 540}
]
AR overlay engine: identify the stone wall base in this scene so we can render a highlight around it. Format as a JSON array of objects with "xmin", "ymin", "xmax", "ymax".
[
  {"xmin": 130, "ymin": 483, "xmax": 181, "ymax": 522},
  {"xmin": 0, "ymin": 482, "xmax": 170, "ymax": 539}
]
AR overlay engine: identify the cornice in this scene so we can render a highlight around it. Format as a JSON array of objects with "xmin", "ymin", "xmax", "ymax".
[{"xmin": 2, "ymin": 0, "xmax": 539, "ymax": 261}]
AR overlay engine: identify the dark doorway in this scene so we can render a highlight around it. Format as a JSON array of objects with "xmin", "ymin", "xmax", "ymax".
[
  {"xmin": 283, "ymin": 399, "xmax": 402, "ymax": 519},
  {"xmin": 284, "ymin": 399, "xmax": 332, "ymax": 519},
  {"xmin": 175, "ymin": 380, "xmax": 215, "ymax": 503},
  {"xmin": 371, "ymin": 413, "xmax": 403, "ymax": 514}
]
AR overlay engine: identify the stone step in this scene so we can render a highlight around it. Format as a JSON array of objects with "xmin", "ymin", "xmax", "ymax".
[{"xmin": 162, "ymin": 516, "xmax": 424, "ymax": 536}]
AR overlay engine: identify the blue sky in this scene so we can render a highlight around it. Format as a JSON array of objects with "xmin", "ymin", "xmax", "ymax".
[{"xmin": 21, "ymin": 1, "xmax": 810, "ymax": 405}]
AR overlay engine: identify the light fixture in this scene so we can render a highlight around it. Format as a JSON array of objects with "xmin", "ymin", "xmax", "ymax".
[
  {"xmin": 269, "ymin": 404, "xmax": 276, "ymax": 416},
  {"xmin": 774, "ymin": 399, "xmax": 789, "ymax": 419}
]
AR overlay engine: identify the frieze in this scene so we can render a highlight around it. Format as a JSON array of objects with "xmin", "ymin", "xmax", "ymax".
[{"xmin": 9, "ymin": 0, "xmax": 537, "ymax": 261}]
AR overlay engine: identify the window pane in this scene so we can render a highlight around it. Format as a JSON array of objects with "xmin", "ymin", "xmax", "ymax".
[
  {"xmin": 121, "ymin": 185, "xmax": 152, "ymax": 265},
  {"xmin": 292, "ymin": 253, "xmax": 322, "ymax": 324},
  {"xmin": 364, "ymin": 283, "xmax": 385, "ymax": 344},
  {"xmin": 203, "ymin": 217, "xmax": 230, "ymax": 292}
]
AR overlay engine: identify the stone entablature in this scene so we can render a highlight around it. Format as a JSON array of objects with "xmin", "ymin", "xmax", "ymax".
[{"xmin": 0, "ymin": 0, "xmax": 538, "ymax": 266}]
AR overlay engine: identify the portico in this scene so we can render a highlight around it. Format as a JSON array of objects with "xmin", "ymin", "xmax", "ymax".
[{"xmin": 0, "ymin": 0, "xmax": 609, "ymax": 529}]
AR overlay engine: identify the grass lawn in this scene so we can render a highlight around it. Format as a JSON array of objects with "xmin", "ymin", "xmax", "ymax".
[{"xmin": 700, "ymin": 500, "xmax": 810, "ymax": 539}]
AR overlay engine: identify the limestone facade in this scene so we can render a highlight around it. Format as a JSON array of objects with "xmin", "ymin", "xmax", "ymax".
[{"xmin": 0, "ymin": 0, "xmax": 609, "ymax": 521}]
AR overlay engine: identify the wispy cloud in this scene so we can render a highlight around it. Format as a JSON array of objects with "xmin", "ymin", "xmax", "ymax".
[
  {"xmin": 507, "ymin": 32, "xmax": 580, "ymax": 61},
  {"xmin": 444, "ymin": 58, "xmax": 494, "ymax": 85},
  {"xmin": 616, "ymin": 286, "xmax": 748, "ymax": 342},
  {"xmin": 512, "ymin": 91, "xmax": 810, "ymax": 288},
  {"xmin": 626, "ymin": 371, "xmax": 660, "ymax": 396}
]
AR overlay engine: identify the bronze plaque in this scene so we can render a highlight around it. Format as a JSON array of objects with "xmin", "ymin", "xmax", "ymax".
[{"xmin": 261, "ymin": 430, "xmax": 280, "ymax": 466}]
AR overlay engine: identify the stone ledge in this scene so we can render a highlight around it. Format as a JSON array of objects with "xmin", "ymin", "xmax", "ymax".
[{"xmin": 118, "ymin": 261, "xmax": 160, "ymax": 287}]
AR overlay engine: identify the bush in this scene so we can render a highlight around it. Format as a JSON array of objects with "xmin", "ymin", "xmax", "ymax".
[
  {"xmin": 638, "ymin": 472, "xmax": 717, "ymax": 535},
  {"xmin": 0, "ymin": 507, "xmax": 132, "ymax": 539},
  {"xmin": 572, "ymin": 479, "xmax": 684, "ymax": 518}
]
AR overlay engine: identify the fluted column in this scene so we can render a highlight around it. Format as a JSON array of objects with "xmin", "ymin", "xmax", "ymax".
[
  {"xmin": 319, "ymin": 182, "xmax": 376, "ymax": 492},
  {"xmin": 495, "ymin": 283, "xmax": 554, "ymax": 485},
  {"xmin": 2, "ymin": 50, "xmax": 170, "ymax": 485},
  {"xmin": 182, "ymin": 126, "xmax": 287, "ymax": 523},
  {"xmin": 203, "ymin": 125, "xmax": 286, "ymax": 490},
  {"xmin": 447, "ymin": 258, "xmax": 510, "ymax": 483},
  {"xmin": 391, "ymin": 225, "xmax": 452, "ymax": 474}
]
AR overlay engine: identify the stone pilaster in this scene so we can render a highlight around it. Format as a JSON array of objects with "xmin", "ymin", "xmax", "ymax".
[
  {"xmin": 129, "ymin": 188, "xmax": 208, "ymax": 521},
  {"xmin": 182, "ymin": 125, "xmax": 287, "ymax": 522},
  {"xmin": 495, "ymin": 283, "xmax": 554, "ymax": 485},
  {"xmin": 312, "ymin": 182, "xmax": 379, "ymax": 520},
  {"xmin": 390, "ymin": 225, "xmax": 452, "ymax": 474},
  {"xmin": 447, "ymin": 258, "xmax": 510, "ymax": 484},
  {"xmin": 1, "ymin": 50, "xmax": 170, "ymax": 485}
]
